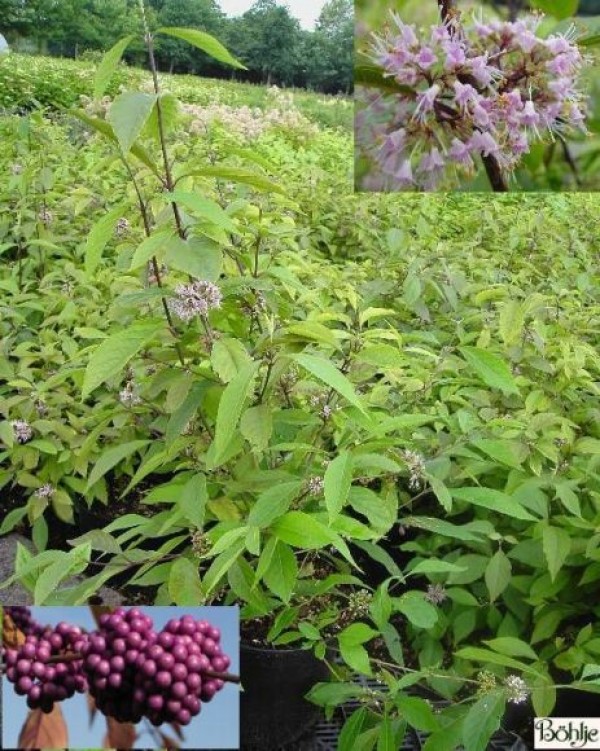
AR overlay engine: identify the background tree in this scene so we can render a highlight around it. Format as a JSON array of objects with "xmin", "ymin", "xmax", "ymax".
[
  {"xmin": 305, "ymin": 0, "xmax": 353, "ymax": 93},
  {"xmin": 228, "ymin": 0, "xmax": 302, "ymax": 86}
]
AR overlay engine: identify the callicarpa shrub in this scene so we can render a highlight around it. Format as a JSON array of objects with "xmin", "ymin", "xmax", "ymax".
[{"xmin": 355, "ymin": 11, "xmax": 589, "ymax": 191}]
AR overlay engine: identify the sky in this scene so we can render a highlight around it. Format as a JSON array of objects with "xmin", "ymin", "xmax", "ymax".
[
  {"xmin": 218, "ymin": 0, "xmax": 328, "ymax": 30},
  {"xmin": 2, "ymin": 606, "xmax": 240, "ymax": 750}
]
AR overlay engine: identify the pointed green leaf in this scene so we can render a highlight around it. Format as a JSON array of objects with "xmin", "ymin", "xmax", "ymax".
[
  {"xmin": 70, "ymin": 109, "xmax": 161, "ymax": 177},
  {"xmin": 485, "ymin": 549, "xmax": 512, "ymax": 602},
  {"xmin": 169, "ymin": 557, "xmax": 203, "ymax": 605},
  {"xmin": 82, "ymin": 320, "xmax": 163, "ymax": 398},
  {"xmin": 167, "ymin": 191, "xmax": 239, "ymax": 234},
  {"xmin": 462, "ymin": 691, "xmax": 505, "ymax": 751},
  {"xmin": 84, "ymin": 205, "xmax": 125, "ymax": 276},
  {"xmin": 263, "ymin": 541, "xmax": 297, "ymax": 602},
  {"xmin": 156, "ymin": 27, "xmax": 246, "ymax": 69},
  {"xmin": 108, "ymin": 92, "xmax": 157, "ymax": 154},
  {"xmin": 292, "ymin": 353, "xmax": 367, "ymax": 415},
  {"xmin": 164, "ymin": 236, "xmax": 223, "ymax": 281},
  {"xmin": 129, "ymin": 228, "xmax": 175, "ymax": 270},
  {"xmin": 213, "ymin": 362, "xmax": 258, "ymax": 464},
  {"xmin": 211, "ymin": 338, "xmax": 252, "ymax": 383},
  {"xmin": 452, "ymin": 487, "xmax": 536, "ymax": 521},
  {"xmin": 240, "ymin": 405, "xmax": 273, "ymax": 451},
  {"xmin": 542, "ymin": 525, "xmax": 571, "ymax": 582},
  {"xmin": 324, "ymin": 451, "xmax": 353, "ymax": 521},
  {"xmin": 184, "ymin": 166, "xmax": 284, "ymax": 194},
  {"xmin": 247, "ymin": 481, "xmax": 303, "ymax": 529},
  {"xmin": 94, "ymin": 35, "xmax": 135, "ymax": 99},
  {"xmin": 86, "ymin": 440, "xmax": 150, "ymax": 490},
  {"xmin": 459, "ymin": 346, "xmax": 519, "ymax": 395},
  {"xmin": 179, "ymin": 474, "xmax": 208, "ymax": 529}
]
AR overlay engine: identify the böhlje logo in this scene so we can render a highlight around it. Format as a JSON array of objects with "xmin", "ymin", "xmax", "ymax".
[{"xmin": 534, "ymin": 718, "xmax": 600, "ymax": 749}]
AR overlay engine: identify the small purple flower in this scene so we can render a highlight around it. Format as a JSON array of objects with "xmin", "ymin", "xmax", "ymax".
[
  {"xmin": 453, "ymin": 81, "xmax": 477, "ymax": 109},
  {"xmin": 444, "ymin": 41, "xmax": 466, "ymax": 69},
  {"xmin": 414, "ymin": 84, "xmax": 440, "ymax": 120},
  {"xmin": 470, "ymin": 130, "xmax": 500, "ymax": 157},
  {"xmin": 416, "ymin": 47, "xmax": 436, "ymax": 69},
  {"xmin": 34, "ymin": 484, "xmax": 55, "ymax": 500},
  {"xmin": 307, "ymin": 476, "xmax": 324, "ymax": 495},
  {"xmin": 11, "ymin": 420, "xmax": 33, "ymax": 444},
  {"xmin": 418, "ymin": 147, "xmax": 445, "ymax": 173},
  {"xmin": 169, "ymin": 281, "xmax": 222, "ymax": 322}
]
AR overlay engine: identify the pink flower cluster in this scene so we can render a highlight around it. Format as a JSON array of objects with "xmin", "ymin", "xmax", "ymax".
[{"xmin": 356, "ymin": 12, "xmax": 588, "ymax": 191}]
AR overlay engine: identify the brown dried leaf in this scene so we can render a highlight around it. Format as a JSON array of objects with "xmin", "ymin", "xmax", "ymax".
[
  {"xmin": 88, "ymin": 601, "xmax": 116, "ymax": 628},
  {"xmin": 17, "ymin": 706, "xmax": 68, "ymax": 750},
  {"xmin": 86, "ymin": 691, "xmax": 98, "ymax": 727},
  {"xmin": 103, "ymin": 716, "xmax": 137, "ymax": 749},
  {"xmin": 2, "ymin": 612, "xmax": 27, "ymax": 648}
]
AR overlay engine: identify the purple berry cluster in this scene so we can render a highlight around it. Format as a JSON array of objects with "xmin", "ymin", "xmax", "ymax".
[
  {"xmin": 356, "ymin": 12, "xmax": 588, "ymax": 190},
  {"xmin": 3, "ymin": 622, "xmax": 87, "ymax": 713},
  {"xmin": 83, "ymin": 608, "xmax": 230, "ymax": 727}
]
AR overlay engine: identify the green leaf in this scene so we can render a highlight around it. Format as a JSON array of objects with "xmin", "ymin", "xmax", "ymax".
[
  {"xmin": 409, "ymin": 559, "xmax": 467, "ymax": 575},
  {"xmin": 403, "ymin": 515, "xmax": 485, "ymax": 542},
  {"xmin": 263, "ymin": 540, "xmax": 297, "ymax": 602},
  {"xmin": 471, "ymin": 439, "xmax": 524, "ymax": 469},
  {"xmin": 530, "ymin": 0, "xmax": 579, "ymax": 19},
  {"xmin": 108, "ymin": 92, "xmax": 157, "ymax": 154},
  {"xmin": 156, "ymin": 27, "xmax": 246, "ymax": 68},
  {"xmin": 542, "ymin": 525, "xmax": 571, "ymax": 582},
  {"xmin": 579, "ymin": 33, "xmax": 600, "ymax": 47},
  {"xmin": 459, "ymin": 346, "xmax": 519, "ymax": 395},
  {"xmin": 286, "ymin": 322, "xmax": 341, "ymax": 349},
  {"xmin": 164, "ymin": 236, "xmax": 223, "ymax": 281},
  {"xmin": 81, "ymin": 320, "xmax": 163, "ymax": 399},
  {"xmin": 355, "ymin": 63, "xmax": 413, "ymax": 96},
  {"xmin": 169, "ymin": 558, "xmax": 203, "ymax": 605},
  {"xmin": 338, "ymin": 708, "xmax": 370, "ymax": 751},
  {"xmin": 307, "ymin": 682, "xmax": 363, "ymax": 708},
  {"xmin": 67, "ymin": 530, "xmax": 122, "ymax": 555},
  {"xmin": 292, "ymin": 353, "xmax": 367, "ymax": 415},
  {"xmin": 498, "ymin": 300, "xmax": 525, "ymax": 346},
  {"xmin": 166, "ymin": 382, "xmax": 206, "ymax": 447},
  {"xmin": 272, "ymin": 511, "xmax": 354, "ymax": 564},
  {"xmin": 167, "ymin": 191, "xmax": 239, "ymax": 234},
  {"xmin": 462, "ymin": 691, "xmax": 505, "ymax": 751},
  {"xmin": 84, "ymin": 205, "xmax": 126, "ymax": 276},
  {"xmin": 324, "ymin": 451, "xmax": 353, "ymax": 521},
  {"xmin": 396, "ymin": 694, "xmax": 440, "ymax": 732},
  {"xmin": 396, "ymin": 591, "xmax": 438, "ymax": 628},
  {"xmin": 184, "ymin": 166, "xmax": 285, "ymax": 194},
  {"xmin": 485, "ymin": 549, "xmax": 512, "ymax": 602},
  {"xmin": 427, "ymin": 475, "xmax": 452, "ymax": 513},
  {"xmin": 86, "ymin": 440, "xmax": 150, "ymax": 490},
  {"xmin": 247, "ymin": 481, "xmax": 303, "ymax": 528},
  {"xmin": 455, "ymin": 647, "xmax": 540, "ymax": 675},
  {"xmin": 34, "ymin": 544, "xmax": 91, "ymax": 605},
  {"xmin": 70, "ymin": 109, "xmax": 161, "ymax": 177},
  {"xmin": 202, "ymin": 539, "xmax": 245, "ymax": 593},
  {"xmin": 179, "ymin": 474, "xmax": 208, "ymax": 529},
  {"xmin": 213, "ymin": 362, "xmax": 258, "ymax": 465},
  {"xmin": 451, "ymin": 487, "xmax": 536, "ymax": 521},
  {"xmin": 129, "ymin": 228, "xmax": 175, "ymax": 270},
  {"xmin": 377, "ymin": 713, "xmax": 395, "ymax": 751},
  {"xmin": 338, "ymin": 623, "xmax": 379, "ymax": 676},
  {"xmin": 94, "ymin": 35, "xmax": 135, "ymax": 99},
  {"xmin": 240, "ymin": 405, "xmax": 273, "ymax": 451},
  {"xmin": 483, "ymin": 637, "xmax": 538, "ymax": 661},
  {"xmin": 211, "ymin": 338, "xmax": 252, "ymax": 383}
]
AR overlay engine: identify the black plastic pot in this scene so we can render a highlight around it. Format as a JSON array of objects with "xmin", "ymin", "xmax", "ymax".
[{"xmin": 240, "ymin": 642, "xmax": 329, "ymax": 750}]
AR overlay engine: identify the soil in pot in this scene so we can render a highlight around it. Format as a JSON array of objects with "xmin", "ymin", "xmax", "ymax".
[{"xmin": 239, "ymin": 640, "xmax": 330, "ymax": 751}]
